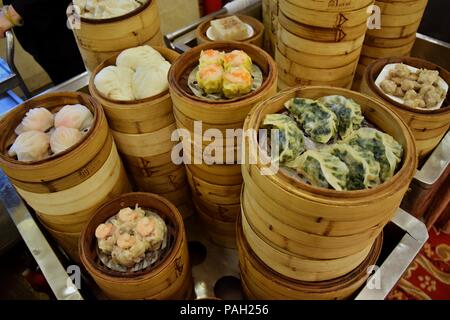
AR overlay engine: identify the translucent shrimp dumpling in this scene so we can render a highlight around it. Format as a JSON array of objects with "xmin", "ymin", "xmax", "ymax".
[
  {"xmin": 15, "ymin": 108, "xmax": 54, "ymax": 135},
  {"xmin": 94, "ymin": 65, "xmax": 134, "ymax": 101},
  {"xmin": 116, "ymin": 45, "xmax": 166, "ymax": 71},
  {"xmin": 54, "ymin": 104, "xmax": 94, "ymax": 130},
  {"xmin": 132, "ymin": 61, "xmax": 171, "ymax": 100},
  {"xmin": 8, "ymin": 131, "xmax": 50, "ymax": 162},
  {"xmin": 50, "ymin": 127, "xmax": 83, "ymax": 155}
]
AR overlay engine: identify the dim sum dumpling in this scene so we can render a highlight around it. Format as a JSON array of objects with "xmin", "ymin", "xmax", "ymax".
[
  {"xmin": 94, "ymin": 65, "xmax": 134, "ymax": 101},
  {"xmin": 285, "ymin": 97, "xmax": 337, "ymax": 144},
  {"xmin": 197, "ymin": 64, "xmax": 224, "ymax": 94},
  {"xmin": 344, "ymin": 128, "xmax": 403, "ymax": 182},
  {"xmin": 222, "ymin": 67, "xmax": 252, "ymax": 98},
  {"xmin": 54, "ymin": 104, "xmax": 94, "ymax": 130},
  {"xmin": 323, "ymin": 144, "xmax": 380, "ymax": 190},
  {"xmin": 223, "ymin": 50, "xmax": 252, "ymax": 72},
  {"xmin": 8, "ymin": 131, "xmax": 50, "ymax": 162},
  {"xmin": 131, "ymin": 61, "xmax": 171, "ymax": 99},
  {"xmin": 262, "ymin": 113, "xmax": 305, "ymax": 164},
  {"xmin": 199, "ymin": 49, "xmax": 224, "ymax": 67},
  {"xmin": 318, "ymin": 95, "xmax": 364, "ymax": 140},
  {"xmin": 15, "ymin": 108, "xmax": 54, "ymax": 135},
  {"xmin": 289, "ymin": 149, "xmax": 349, "ymax": 191},
  {"xmin": 116, "ymin": 45, "xmax": 166, "ymax": 71},
  {"xmin": 50, "ymin": 127, "xmax": 83, "ymax": 154}
]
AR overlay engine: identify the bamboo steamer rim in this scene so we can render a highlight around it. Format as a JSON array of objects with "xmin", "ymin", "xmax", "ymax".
[
  {"xmin": 79, "ymin": 192, "xmax": 184, "ymax": 281},
  {"xmin": 364, "ymin": 57, "xmax": 450, "ymax": 115},
  {"xmin": 196, "ymin": 14, "xmax": 264, "ymax": 44},
  {"xmin": 0, "ymin": 92, "xmax": 103, "ymax": 168},
  {"xmin": 74, "ymin": 0, "xmax": 153, "ymax": 24},
  {"xmin": 168, "ymin": 41, "xmax": 277, "ymax": 109},
  {"xmin": 243, "ymin": 86, "xmax": 417, "ymax": 202},
  {"xmin": 89, "ymin": 46, "xmax": 179, "ymax": 106},
  {"xmin": 236, "ymin": 213, "xmax": 383, "ymax": 291}
]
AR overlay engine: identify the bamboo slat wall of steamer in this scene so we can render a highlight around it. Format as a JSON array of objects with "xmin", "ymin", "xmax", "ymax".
[
  {"xmin": 262, "ymin": 0, "xmax": 279, "ymax": 57},
  {"xmin": 353, "ymin": 0, "xmax": 429, "ymax": 89},
  {"xmin": 89, "ymin": 47, "xmax": 193, "ymax": 220},
  {"xmin": 275, "ymin": 0, "xmax": 374, "ymax": 90}
]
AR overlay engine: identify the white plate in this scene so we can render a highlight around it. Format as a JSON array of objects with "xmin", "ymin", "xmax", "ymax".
[
  {"xmin": 206, "ymin": 23, "xmax": 254, "ymax": 41},
  {"xmin": 375, "ymin": 63, "xmax": 448, "ymax": 111}
]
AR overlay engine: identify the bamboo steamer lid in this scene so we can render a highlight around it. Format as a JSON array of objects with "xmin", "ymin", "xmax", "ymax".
[
  {"xmin": 79, "ymin": 192, "xmax": 194, "ymax": 300},
  {"xmin": 71, "ymin": 0, "xmax": 163, "ymax": 72},
  {"xmin": 196, "ymin": 15, "xmax": 264, "ymax": 48},
  {"xmin": 360, "ymin": 57, "xmax": 450, "ymax": 159}
]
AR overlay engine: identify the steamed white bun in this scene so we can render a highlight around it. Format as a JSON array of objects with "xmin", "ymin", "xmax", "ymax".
[{"xmin": 94, "ymin": 65, "xmax": 134, "ymax": 101}]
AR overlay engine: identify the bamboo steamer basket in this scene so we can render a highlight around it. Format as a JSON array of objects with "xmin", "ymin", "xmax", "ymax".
[
  {"xmin": 237, "ymin": 213, "xmax": 383, "ymax": 300},
  {"xmin": 79, "ymin": 193, "xmax": 194, "ymax": 300},
  {"xmin": 378, "ymin": 9, "xmax": 426, "ymax": 27},
  {"xmin": 71, "ymin": 0, "xmax": 163, "ymax": 72},
  {"xmin": 361, "ymin": 40, "xmax": 416, "ymax": 59},
  {"xmin": 366, "ymin": 19, "xmax": 422, "ymax": 39},
  {"xmin": 361, "ymin": 57, "xmax": 450, "ymax": 159},
  {"xmin": 0, "ymin": 92, "xmax": 132, "ymax": 260},
  {"xmin": 242, "ymin": 86, "xmax": 416, "ymax": 280},
  {"xmin": 278, "ymin": 67, "xmax": 354, "ymax": 89},
  {"xmin": 286, "ymin": 0, "xmax": 374, "ymax": 11},
  {"xmin": 377, "ymin": 0, "xmax": 428, "ymax": 15},
  {"xmin": 168, "ymin": 41, "xmax": 277, "ymax": 247},
  {"xmin": 262, "ymin": 0, "xmax": 279, "ymax": 56},
  {"xmin": 364, "ymin": 33, "xmax": 417, "ymax": 48},
  {"xmin": 196, "ymin": 15, "xmax": 264, "ymax": 48},
  {"xmin": 279, "ymin": 0, "xmax": 371, "ymax": 29}
]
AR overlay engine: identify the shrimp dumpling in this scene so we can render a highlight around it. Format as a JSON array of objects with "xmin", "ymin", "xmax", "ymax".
[
  {"xmin": 15, "ymin": 108, "xmax": 54, "ymax": 135},
  {"xmin": 94, "ymin": 65, "xmax": 134, "ymax": 101},
  {"xmin": 197, "ymin": 64, "xmax": 224, "ymax": 94},
  {"xmin": 116, "ymin": 45, "xmax": 165, "ymax": 71},
  {"xmin": 223, "ymin": 67, "xmax": 252, "ymax": 98},
  {"xmin": 54, "ymin": 104, "xmax": 94, "ymax": 130},
  {"xmin": 50, "ymin": 127, "xmax": 83, "ymax": 154},
  {"xmin": 8, "ymin": 131, "xmax": 50, "ymax": 162},
  {"xmin": 132, "ymin": 61, "xmax": 171, "ymax": 99}
]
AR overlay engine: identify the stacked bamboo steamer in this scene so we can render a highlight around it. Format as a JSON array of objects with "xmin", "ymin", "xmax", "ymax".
[
  {"xmin": 353, "ymin": 0, "xmax": 429, "ymax": 89},
  {"xmin": 71, "ymin": 0, "xmax": 163, "ymax": 72},
  {"xmin": 89, "ymin": 47, "xmax": 193, "ymax": 220},
  {"xmin": 239, "ymin": 86, "xmax": 417, "ymax": 298},
  {"xmin": 0, "ymin": 93, "xmax": 131, "ymax": 261},
  {"xmin": 262, "ymin": 0, "xmax": 279, "ymax": 57},
  {"xmin": 361, "ymin": 57, "xmax": 450, "ymax": 160},
  {"xmin": 276, "ymin": 0, "xmax": 374, "ymax": 90},
  {"xmin": 169, "ymin": 42, "xmax": 277, "ymax": 248},
  {"xmin": 196, "ymin": 15, "xmax": 265, "ymax": 48},
  {"xmin": 80, "ymin": 193, "xmax": 194, "ymax": 300}
]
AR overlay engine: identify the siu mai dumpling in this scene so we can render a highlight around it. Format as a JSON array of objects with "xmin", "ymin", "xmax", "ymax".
[
  {"xmin": 132, "ymin": 61, "xmax": 171, "ymax": 99},
  {"xmin": 116, "ymin": 45, "xmax": 165, "ymax": 71},
  {"xmin": 15, "ymin": 108, "xmax": 54, "ymax": 135},
  {"xmin": 197, "ymin": 64, "xmax": 224, "ymax": 94},
  {"xmin": 285, "ymin": 97, "xmax": 337, "ymax": 144},
  {"xmin": 222, "ymin": 67, "xmax": 252, "ymax": 98},
  {"xmin": 323, "ymin": 144, "xmax": 380, "ymax": 190},
  {"xmin": 54, "ymin": 104, "xmax": 94, "ymax": 131},
  {"xmin": 94, "ymin": 65, "xmax": 134, "ymax": 101},
  {"xmin": 262, "ymin": 114, "xmax": 305, "ymax": 164},
  {"xmin": 289, "ymin": 150, "xmax": 349, "ymax": 191},
  {"xmin": 199, "ymin": 49, "xmax": 224, "ymax": 67},
  {"xmin": 318, "ymin": 95, "xmax": 364, "ymax": 140},
  {"xmin": 8, "ymin": 131, "xmax": 50, "ymax": 162},
  {"xmin": 50, "ymin": 127, "xmax": 83, "ymax": 155},
  {"xmin": 223, "ymin": 50, "xmax": 252, "ymax": 72},
  {"xmin": 344, "ymin": 128, "xmax": 403, "ymax": 182}
]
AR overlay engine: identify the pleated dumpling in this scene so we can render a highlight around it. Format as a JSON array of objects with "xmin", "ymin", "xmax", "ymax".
[
  {"xmin": 318, "ymin": 95, "xmax": 364, "ymax": 140},
  {"xmin": 15, "ymin": 108, "xmax": 54, "ymax": 135},
  {"xmin": 223, "ymin": 50, "xmax": 252, "ymax": 72},
  {"xmin": 54, "ymin": 104, "xmax": 94, "ymax": 131},
  {"xmin": 132, "ymin": 61, "xmax": 171, "ymax": 99},
  {"xmin": 199, "ymin": 49, "xmax": 224, "ymax": 67},
  {"xmin": 289, "ymin": 150, "xmax": 349, "ymax": 191},
  {"xmin": 8, "ymin": 131, "xmax": 50, "ymax": 162},
  {"xmin": 116, "ymin": 45, "xmax": 166, "ymax": 71},
  {"xmin": 323, "ymin": 144, "xmax": 380, "ymax": 190},
  {"xmin": 196, "ymin": 64, "xmax": 224, "ymax": 94},
  {"xmin": 262, "ymin": 114, "xmax": 305, "ymax": 164},
  {"xmin": 285, "ymin": 97, "xmax": 337, "ymax": 144},
  {"xmin": 94, "ymin": 65, "xmax": 134, "ymax": 101},
  {"xmin": 50, "ymin": 127, "xmax": 83, "ymax": 155},
  {"xmin": 222, "ymin": 67, "xmax": 252, "ymax": 98},
  {"xmin": 344, "ymin": 128, "xmax": 403, "ymax": 182}
]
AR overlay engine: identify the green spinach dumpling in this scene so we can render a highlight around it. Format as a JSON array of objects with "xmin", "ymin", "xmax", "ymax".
[
  {"xmin": 323, "ymin": 144, "xmax": 380, "ymax": 190},
  {"xmin": 262, "ymin": 114, "xmax": 305, "ymax": 164},
  {"xmin": 344, "ymin": 128, "xmax": 403, "ymax": 182},
  {"xmin": 318, "ymin": 95, "xmax": 364, "ymax": 140},
  {"xmin": 288, "ymin": 150, "xmax": 349, "ymax": 191},
  {"xmin": 285, "ymin": 98, "xmax": 337, "ymax": 144}
]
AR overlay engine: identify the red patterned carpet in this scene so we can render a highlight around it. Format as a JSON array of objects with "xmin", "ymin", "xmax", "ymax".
[{"xmin": 387, "ymin": 227, "xmax": 450, "ymax": 300}]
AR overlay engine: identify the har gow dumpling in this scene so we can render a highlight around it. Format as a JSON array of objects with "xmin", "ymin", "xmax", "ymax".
[
  {"xmin": 50, "ymin": 127, "xmax": 83, "ymax": 155},
  {"xmin": 132, "ymin": 61, "xmax": 171, "ymax": 100},
  {"xmin": 116, "ymin": 45, "xmax": 166, "ymax": 71},
  {"xmin": 15, "ymin": 108, "xmax": 54, "ymax": 135},
  {"xmin": 8, "ymin": 131, "xmax": 50, "ymax": 162},
  {"xmin": 94, "ymin": 65, "xmax": 134, "ymax": 101},
  {"xmin": 55, "ymin": 104, "xmax": 94, "ymax": 130}
]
